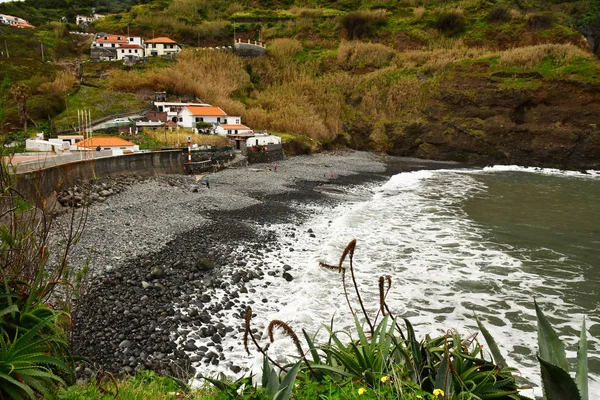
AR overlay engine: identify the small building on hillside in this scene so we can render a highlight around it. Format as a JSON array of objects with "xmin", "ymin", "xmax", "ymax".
[
  {"xmin": 246, "ymin": 132, "xmax": 282, "ymax": 147},
  {"xmin": 76, "ymin": 14, "xmax": 105, "ymax": 25},
  {"xmin": 75, "ymin": 136, "xmax": 139, "ymax": 154},
  {"xmin": 0, "ymin": 13, "xmax": 30, "ymax": 26},
  {"xmin": 145, "ymin": 37, "xmax": 181, "ymax": 57}
]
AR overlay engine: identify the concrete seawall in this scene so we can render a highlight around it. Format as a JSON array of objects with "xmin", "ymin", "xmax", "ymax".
[{"xmin": 15, "ymin": 150, "xmax": 186, "ymax": 201}]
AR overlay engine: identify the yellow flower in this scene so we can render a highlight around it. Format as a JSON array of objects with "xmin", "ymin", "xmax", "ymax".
[
  {"xmin": 416, "ymin": 396, "xmax": 423, "ymax": 399},
  {"xmin": 358, "ymin": 387, "xmax": 367, "ymax": 395},
  {"xmin": 380, "ymin": 375, "xmax": 389, "ymax": 383},
  {"xmin": 433, "ymin": 388, "xmax": 445, "ymax": 398}
]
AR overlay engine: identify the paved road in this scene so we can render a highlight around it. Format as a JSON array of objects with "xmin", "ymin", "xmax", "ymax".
[{"xmin": 7, "ymin": 151, "xmax": 114, "ymax": 174}]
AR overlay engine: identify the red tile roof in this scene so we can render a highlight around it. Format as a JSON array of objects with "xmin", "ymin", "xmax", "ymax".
[
  {"xmin": 97, "ymin": 35, "xmax": 127, "ymax": 43},
  {"xmin": 185, "ymin": 105, "xmax": 227, "ymax": 116},
  {"xmin": 145, "ymin": 37, "xmax": 177, "ymax": 44},
  {"xmin": 119, "ymin": 44, "xmax": 143, "ymax": 49},
  {"xmin": 220, "ymin": 124, "xmax": 250, "ymax": 130},
  {"xmin": 76, "ymin": 137, "xmax": 135, "ymax": 148}
]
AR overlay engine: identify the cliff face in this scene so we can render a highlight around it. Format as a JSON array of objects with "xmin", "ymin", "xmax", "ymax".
[{"xmin": 387, "ymin": 75, "xmax": 600, "ymax": 170}]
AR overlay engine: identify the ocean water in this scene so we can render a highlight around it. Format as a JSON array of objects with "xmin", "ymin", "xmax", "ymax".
[{"xmin": 193, "ymin": 166, "xmax": 600, "ymax": 397}]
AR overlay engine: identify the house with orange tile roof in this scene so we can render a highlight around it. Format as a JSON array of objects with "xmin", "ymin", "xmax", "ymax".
[
  {"xmin": 178, "ymin": 105, "xmax": 240, "ymax": 133},
  {"xmin": 75, "ymin": 136, "xmax": 139, "ymax": 154},
  {"xmin": 91, "ymin": 33, "xmax": 144, "ymax": 60},
  {"xmin": 215, "ymin": 123, "xmax": 253, "ymax": 136},
  {"xmin": 144, "ymin": 37, "xmax": 181, "ymax": 57}
]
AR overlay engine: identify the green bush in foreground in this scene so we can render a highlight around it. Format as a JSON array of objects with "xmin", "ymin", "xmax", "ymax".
[{"xmin": 204, "ymin": 239, "xmax": 589, "ymax": 400}]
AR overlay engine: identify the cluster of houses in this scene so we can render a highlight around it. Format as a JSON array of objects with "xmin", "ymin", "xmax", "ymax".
[
  {"xmin": 120, "ymin": 98, "xmax": 281, "ymax": 150},
  {"xmin": 27, "ymin": 98, "xmax": 280, "ymax": 156},
  {"xmin": 0, "ymin": 13, "xmax": 34, "ymax": 29},
  {"xmin": 90, "ymin": 34, "xmax": 181, "ymax": 61}
]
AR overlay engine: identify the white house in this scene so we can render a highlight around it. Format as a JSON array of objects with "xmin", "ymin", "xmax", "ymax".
[
  {"xmin": 177, "ymin": 105, "xmax": 229, "ymax": 132},
  {"xmin": 116, "ymin": 43, "xmax": 144, "ymax": 61},
  {"xmin": 76, "ymin": 14, "xmax": 104, "ymax": 25},
  {"xmin": 0, "ymin": 13, "xmax": 29, "ymax": 26},
  {"xmin": 144, "ymin": 37, "xmax": 181, "ymax": 57},
  {"xmin": 246, "ymin": 132, "xmax": 282, "ymax": 147}
]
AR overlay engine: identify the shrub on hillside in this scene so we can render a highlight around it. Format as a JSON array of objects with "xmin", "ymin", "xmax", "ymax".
[
  {"xmin": 336, "ymin": 41, "xmax": 395, "ymax": 70},
  {"xmin": 527, "ymin": 13, "xmax": 554, "ymax": 29},
  {"xmin": 341, "ymin": 9, "xmax": 387, "ymax": 40},
  {"xmin": 436, "ymin": 11, "xmax": 466, "ymax": 36},
  {"xmin": 487, "ymin": 5, "xmax": 512, "ymax": 23}
]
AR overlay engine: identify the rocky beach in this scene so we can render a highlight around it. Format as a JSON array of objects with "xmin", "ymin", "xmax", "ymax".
[{"xmin": 64, "ymin": 151, "xmax": 462, "ymax": 380}]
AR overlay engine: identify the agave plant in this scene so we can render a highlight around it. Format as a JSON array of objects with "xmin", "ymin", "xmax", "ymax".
[{"xmin": 0, "ymin": 314, "xmax": 71, "ymax": 399}]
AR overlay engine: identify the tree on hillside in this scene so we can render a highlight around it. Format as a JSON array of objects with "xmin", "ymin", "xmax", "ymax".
[
  {"xmin": 0, "ymin": 79, "xmax": 9, "ymax": 137},
  {"xmin": 10, "ymin": 84, "xmax": 34, "ymax": 133}
]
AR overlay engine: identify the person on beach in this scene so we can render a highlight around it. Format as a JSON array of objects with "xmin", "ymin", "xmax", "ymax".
[{"xmin": 205, "ymin": 176, "xmax": 210, "ymax": 189}]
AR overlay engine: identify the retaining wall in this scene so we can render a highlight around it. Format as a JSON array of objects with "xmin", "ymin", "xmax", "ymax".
[{"xmin": 15, "ymin": 150, "xmax": 185, "ymax": 201}]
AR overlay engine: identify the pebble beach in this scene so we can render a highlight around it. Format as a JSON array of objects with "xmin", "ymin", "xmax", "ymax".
[{"xmin": 64, "ymin": 151, "xmax": 461, "ymax": 379}]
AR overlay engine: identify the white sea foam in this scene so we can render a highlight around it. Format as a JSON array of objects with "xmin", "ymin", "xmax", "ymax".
[{"xmin": 190, "ymin": 167, "xmax": 600, "ymax": 397}]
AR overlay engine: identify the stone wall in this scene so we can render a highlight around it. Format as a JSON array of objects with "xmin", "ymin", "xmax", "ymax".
[
  {"xmin": 246, "ymin": 144, "xmax": 284, "ymax": 164},
  {"xmin": 15, "ymin": 150, "xmax": 185, "ymax": 201}
]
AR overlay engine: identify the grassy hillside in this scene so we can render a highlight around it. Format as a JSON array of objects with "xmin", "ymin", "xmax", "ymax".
[{"xmin": 1, "ymin": 0, "xmax": 599, "ymax": 167}]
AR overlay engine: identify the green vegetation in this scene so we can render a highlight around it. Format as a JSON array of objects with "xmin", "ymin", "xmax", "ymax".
[{"xmin": 0, "ymin": 149, "xmax": 88, "ymax": 399}]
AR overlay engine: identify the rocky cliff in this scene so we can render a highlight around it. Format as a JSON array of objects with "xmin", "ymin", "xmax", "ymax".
[{"xmin": 388, "ymin": 75, "xmax": 600, "ymax": 170}]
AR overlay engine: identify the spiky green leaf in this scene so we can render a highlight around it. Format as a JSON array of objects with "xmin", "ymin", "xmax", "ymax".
[
  {"xmin": 535, "ymin": 300, "xmax": 568, "ymax": 371},
  {"xmin": 538, "ymin": 356, "xmax": 580, "ymax": 400},
  {"xmin": 576, "ymin": 319, "xmax": 588, "ymax": 400},
  {"xmin": 476, "ymin": 314, "xmax": 508, "ymax": 369}
]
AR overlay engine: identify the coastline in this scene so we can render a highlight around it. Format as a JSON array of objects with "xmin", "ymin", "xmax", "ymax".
[{"xmin": 66, "ymin": 151, "xmax": 463, "ymax": 377}]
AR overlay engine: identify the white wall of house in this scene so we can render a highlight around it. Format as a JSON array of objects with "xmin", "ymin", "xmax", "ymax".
[
  {"xmin": 246, "ymin": 134, "xmax": 282, "ymax": 147},
  {"xmin": 116, "ymin": 46, "xmax": 144, "ymax": 60}
]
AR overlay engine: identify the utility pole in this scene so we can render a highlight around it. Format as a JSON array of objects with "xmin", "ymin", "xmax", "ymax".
[
  {"xmin": 4, "ymin": 39, "xmax": 8, "ymax": 58},
  {"xmin": 40, "ymin": 41, "xmax": 44, "ymax": 61}
]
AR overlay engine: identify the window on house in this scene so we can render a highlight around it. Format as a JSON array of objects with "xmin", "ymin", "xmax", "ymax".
[
  {"xmin": 199, "ymin": 117, "xmax": 203, "ymax": 122},
  {"xmin": 179, "ymin": 117, "xmax": 183, "ymax": 122},
  {"xmin": 236, "ymin": 119, "xmax": 240, "ymax": 124},
  {"xmin": 129, "ymin": 37, "xmax": 133, "ymax": 41},
  {"xmin": 152, "ymin": 44, "xmax": 156, "ymax": 48},
  {"xmin": 112, "ymin": 44, "xmax": 115, "ymax": 47},
  {"xmin": 129, "ymin": 49, "xmax": 132, "ymax": 53},
  {"xmin": 195, "ymin": 117, "xmax": 200, "ymax": 122},
  {"xmin": 224, "ymin": 119, "xmax": 227, "ymax": 124},
  {"xmin": 217, "ymin": 117, "xmax": 221, "ymax": 123},
  {"xmin": 235, "ymin": 130, "xmax": 238, "ymax": 134}
]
